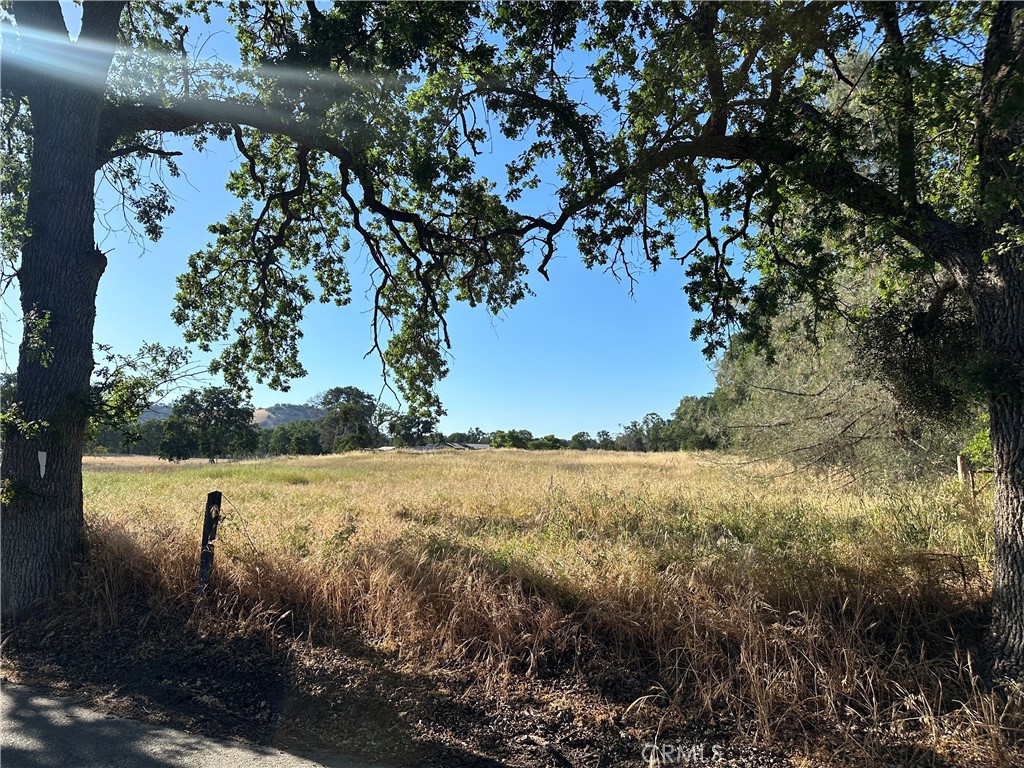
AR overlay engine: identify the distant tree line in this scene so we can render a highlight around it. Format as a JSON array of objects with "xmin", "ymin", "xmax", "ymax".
[
  {"xmin": 486, "ymin": 396, "xmax": 724, "ymax": 453},
  {"xmin": 84, "ymin": 378, "xmax": 729, "ymax": 459},
  {"xmin": 84, "ymin": 305, "xmax": 981, "ymax": 473},
  {"xmin": 87, "ymin": 385, "xmax": 451, "ymax": 461},
  {"xmin": 478, "ymin": 273, "xmax": 988, "ymax": 474}
]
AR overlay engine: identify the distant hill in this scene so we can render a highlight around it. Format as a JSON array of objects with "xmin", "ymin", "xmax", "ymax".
[
  {"xmin": 140, "ymin": 404, "xmax": 172, "ymax": 422},
  {"xmin": 141, "ymin": 402, "xmax": 320, "ymax": 429},
  {"xmin": 253, "ymin": 403, "xmax": 323, "ymax": 430}
]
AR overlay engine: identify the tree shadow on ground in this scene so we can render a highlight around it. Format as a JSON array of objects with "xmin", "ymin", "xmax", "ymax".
[
  {"xmin": 2, "ymin": 601, "xmax": 512, "ymax": 767},
  {"xmin": 0, "ymin": 547, "xmax": 513, "ymax": 767}
]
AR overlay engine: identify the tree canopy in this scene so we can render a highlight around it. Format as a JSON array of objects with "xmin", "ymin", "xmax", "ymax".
[
  {"xmin": 312, "ymin": 386, "xmax": 379, "ymax": 452},
  {"xmin": 715, "ymin": 287, "xmax": 973, "ymax": 480},
  {"xmin": 269, "ymin": 418, "xmax": 323, "ymax": 456},
  {"xmin": 158, "ymin": 385, "xmax": 259, "ymax": 462},
  {"xmin": 4, "ymin": 3, "xmax": 1014, "ymax": 412}
]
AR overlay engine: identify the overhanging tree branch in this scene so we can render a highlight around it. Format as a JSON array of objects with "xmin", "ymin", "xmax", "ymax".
[
  {"xmin": 470, "ymin": 77, "xmax": 601, "ymax": 177},
  {"xmin": 535, "ymin": 133, "xmax": 936, "ymax": 263},
  {"xmin": 96, "ymin": 143, "xmax": 184, "ymax": 166}
]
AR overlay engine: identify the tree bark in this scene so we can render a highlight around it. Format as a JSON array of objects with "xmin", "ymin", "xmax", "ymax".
[
  {"xmin": 0, "ymin": 2, "xmax": 123, "ymax": 620},
  {"xmin": 975, "ymin": 1, "xmax": 1024, "ymax": 682},
  {"xmin": 964, "ymin": 222, "xmax": 1024, "ymax": 684},
  {"xmin": 961, "ymin": 222, "xmax": 1024, "ymax": 684},
  {"xmin": 988, "ymin": 347, "xmax": 1024, "ymax": 682}
]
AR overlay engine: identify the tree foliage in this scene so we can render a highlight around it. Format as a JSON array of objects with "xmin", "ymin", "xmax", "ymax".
[
  {"xmin": 490, "ymin": 429, "xmax": 531, "ymax": 449},
  {"xmin": 312, "ymin": 386, "xmax": 379, "ymax": 452},
  {"xmin": 527, "ymin": 434, "xmax": 565, "ymax": 451},
  {"xmin": 4, "ymin": 2, "xmax": 1010, "ymax": 421},
  {"xmin": 158, "ymin": 386, "xmax": 259, "ymax": 462},
  {"xmin": 569, "ymin": 431, "xmax": 595, "ymax": 451},
  {"xmin": 668, "ymin": 396, "xmax": 724, "ymax": 451},
  {"xmin": 86, "ymin": 343, "xmax": 198, "ymax": 441},
  {"xmin": 717, "ymin": 294, "xmax": 973, "ymax": 480},
  {"xmin": 269, "ymin": 419, "xmax": 322, "ymax": 456},
  {"xmin": 386, "ymin": 410, "xmax": 439, "ymax": 447}
]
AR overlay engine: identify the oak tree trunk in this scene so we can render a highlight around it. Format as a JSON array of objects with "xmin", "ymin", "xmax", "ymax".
[
  {"xmin": 0, "ymin": 3, "xmax": 120, "ymax": 620},
  {"xmin": 974, "ymin": 256, "xmax": 1024, "ymax": 682},
  {"xmin": 989, "ymin": 380, "xmax": 1024, "ymax": 682},
  {"xmin": 976, "ymin": 1, "xmax": 1024, "ymax": 682}
]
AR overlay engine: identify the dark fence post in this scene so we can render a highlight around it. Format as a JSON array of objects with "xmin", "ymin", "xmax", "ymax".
[{"xmin": 198, "ymin": 491, "xmax": 222, "ymax": 595}]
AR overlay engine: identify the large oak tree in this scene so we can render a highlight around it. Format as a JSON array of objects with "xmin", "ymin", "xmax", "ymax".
[
  {"xmin": 2, "ymin": 2, "xmax": 1023, "ymax": 682},
  {"xmin": 1, "ymin": 0, "xmax": 526, "ymax": 620},
  {"xmin": 471, "ymin": 1, "xmax": 1024, "ymax": 681}
]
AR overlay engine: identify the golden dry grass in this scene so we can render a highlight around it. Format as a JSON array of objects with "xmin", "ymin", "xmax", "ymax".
[{"xmin": 76, "ymin": 449, "xmax": 1020, "ymax": 766}]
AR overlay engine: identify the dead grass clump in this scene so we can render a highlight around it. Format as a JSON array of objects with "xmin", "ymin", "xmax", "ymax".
[{"xmin": 203, "ymin": 531, "xmax": 581, "ymax": 678}]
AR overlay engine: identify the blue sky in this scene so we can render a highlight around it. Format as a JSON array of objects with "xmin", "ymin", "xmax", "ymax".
[{"xmin": 1, "ymin": 4, "xmax": 718, "ymax": 438}]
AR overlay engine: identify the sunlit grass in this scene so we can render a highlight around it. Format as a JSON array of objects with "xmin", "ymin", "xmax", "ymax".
[
  {"xmin": 75, "ymin": 449, "xmax": 1017, "ymax": 766},
  {"xmin": 82, "ymin": 450, "xmax": 995, "ymax": 619}
]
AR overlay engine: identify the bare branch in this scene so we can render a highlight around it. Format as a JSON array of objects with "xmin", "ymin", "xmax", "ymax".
[
  {"xmin": 750, "ymin": 382, "xmax": 835, "ymax": 398},
  {"xmin": 824, "ymin": 48, "xmax": 857, "ymax": 89},
  {"xmin": 96, "ymin": 143, "xmax": 183, "ymax": 166}
]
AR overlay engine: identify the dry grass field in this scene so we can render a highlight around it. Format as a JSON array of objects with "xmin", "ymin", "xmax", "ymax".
[{"xmin": 5, "ymin": 450, "xmax": 1022, "ymax": 766}]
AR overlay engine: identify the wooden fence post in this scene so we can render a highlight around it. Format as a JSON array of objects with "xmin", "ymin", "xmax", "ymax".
[
  {"xmin": 956, "ymin": 454, "xmax": 975, "ymax": 494},
  {"xmin": 198, "ymin": 490, "xmax": 222, "ymax": 595}
]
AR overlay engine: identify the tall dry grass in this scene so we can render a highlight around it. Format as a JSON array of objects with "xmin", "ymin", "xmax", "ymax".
[{"xmin": 73, "ymin": 450, "xmax": 1020, "ymax": 765}]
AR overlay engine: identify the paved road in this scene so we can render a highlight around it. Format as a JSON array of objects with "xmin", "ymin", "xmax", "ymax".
[{"xmin": 0, "ymin": 683, "xmax": 378, "ymax": 768}]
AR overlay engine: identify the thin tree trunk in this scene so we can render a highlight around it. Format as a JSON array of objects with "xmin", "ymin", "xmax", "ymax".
[{"xmin": 0, "ymin": 2, "xmax": 122, "ymax": 619}]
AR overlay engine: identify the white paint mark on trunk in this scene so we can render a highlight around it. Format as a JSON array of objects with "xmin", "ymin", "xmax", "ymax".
[{"xmin": 37, "ymin": 451, "xmax": 46, "ymax": 479}]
